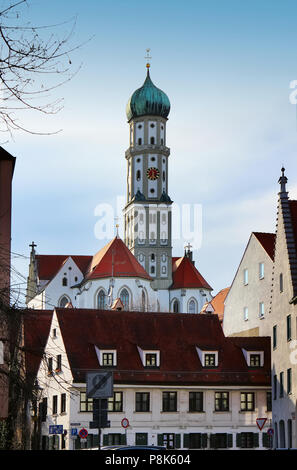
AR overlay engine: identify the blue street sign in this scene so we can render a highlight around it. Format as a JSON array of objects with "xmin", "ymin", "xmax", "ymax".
[
  {"xmin": 49, "ymin": 425, "xmax": 63, "ymax": 435},
  {"xmin": 71, "ymin": 428, "xmax": 78, "ymax": 436}
]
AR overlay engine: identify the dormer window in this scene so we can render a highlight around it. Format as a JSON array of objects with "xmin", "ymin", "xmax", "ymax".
[
  {"xmin": 196, "ymin": 347, "xmax": 218, "ymax": 367},
  {"xmin": 95, "ymin": 347, "xmax": 117, "ymax": 367},
  {"xmin": 249, "ymin": 354, "xmax": 261, "ymax": 367},
  {"xmin": 138, "ymin": 347, "xmax": 160, "ymax": 368},
  {"xmin": 242, "ymin": 349, "xmax": 264, "ymax": 367}
]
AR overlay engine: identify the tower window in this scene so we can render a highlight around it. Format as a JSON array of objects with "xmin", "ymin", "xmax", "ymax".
[
  {"xmin": 150, "ymin": 137, "xmax": 155, "ymax": 145},
  {"xmin": 151, "ymin": 253, "xmax": 155, "ymax": 261},
  {"xmin": 138, "ymin": 124, "xmax": 142, "ymax": 129},
  {"xmin": 173, "ymin": 300, "xmax": 179, "ymax": 313},
  {"xmin": 136, "ymin": 170, "xmax": 141, "ymax": 181},
  {"xmin": 161, "ymin": 138, "xmax": 164, "ymax": 145},
  {"xmin": 138, "ymin": 138, "xmax": 142, "ymax": 145},
  {"xmin": 150, "ymin": 189, "xmax": 155, "ymax": 194},
  {"xmin": 150, "ymin": 266, "xmax": 155, "ymax": 274},
  {"xmin": 162, "ymin": 171, "xmax": 166, "ymax": 182},
  {"xmin": 62, "ymin": 277, "xmax": 67, "ymax": 286},
  {"xmin": 150, "ymin": 123, "xmax": 155, "ymax": 128}
]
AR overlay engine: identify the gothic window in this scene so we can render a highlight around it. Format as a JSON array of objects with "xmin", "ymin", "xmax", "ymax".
[
  {"xmin": 120, "ymin": 289, "xmax": 129, "ymax": 310},
  {"xmin": 151, "ymin": 253, "xmax": 155, "ymax": 261},
  {"xmin": 62, "ymin": 277, "xmax": 67, "ymax": 286},
  {"xmin": 97, "ymin": 290, "xmax": 106, "ymax": 310},
  {"xmin": 59, "ymin": 296, "xmax": 69, "ymax": 308},
  {"xmin": 151, "ymin": 266, "xmax": 155, "ymax": 274},
  {"xmin": 173, "ymin": 300, "xmax": 179, "ymax": 313},
  {"xmin": 188, "ymin": 299, "xmax": 197, "ymax": 314}
]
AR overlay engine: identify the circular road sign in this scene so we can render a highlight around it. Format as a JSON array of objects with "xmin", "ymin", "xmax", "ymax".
[
  {"xmin": 79, "ymin": 428, "xmax": 88, "ymax": 439},
  {"xmin": 121, "ymin": 418, "xmax": 129, "ymax": 429},
  {"xmin": 267, "ymin": 428, "xmax": 274, "ymax": 436}
]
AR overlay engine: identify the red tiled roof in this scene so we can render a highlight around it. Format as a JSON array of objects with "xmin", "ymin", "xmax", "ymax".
[
  {"xmin": 252, "ymin": 232, "xmax": 275, "ymax": 260},
  {"xmin": 289, "ymin": 201, "xmax": 297, "ymax": 252},
  {"xmin": 171, "ymin": 256, "xmax": 212, "ymax": 290},
  {"xmin": 36, "ymin": 255, "xmax": 92, "ymax": 280},
  {"xmin": 23, "ymin": 309, "xmax": 53, "ymax": 379},
  {"xmin": 201, "ymin": 287, "xmax": 230, "ymax": 322},
  {"xmin": 53, "ymin": 309, "xmax": 270, "ymax": 387},
  {"xmin": 85, "ymin": 237, "xmax": 151, "ymax": 281}
]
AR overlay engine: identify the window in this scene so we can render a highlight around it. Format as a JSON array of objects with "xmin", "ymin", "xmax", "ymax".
[
  {"xmin": 237, "ymin": 433, "xmax": 258, "ymax": 449},
  {"xmin": 244, "ymin": 307, "xmax": 248, "ymax": 321},
  {"xmin": 287, "ymin": 368, "xmax": 292, "ymax": 394},
  {"xmin": 120, "ymin": 289, "xmax": 129, "ymax": 310},
  {"xmin": 266, "ymin": 391, "xmax": 272, "ymax": 411},
  {"xmin": 150, "ymin": 136, "xmax": 155, "ymax": 144},
  {"xmin": 287, "ymin": 315, "xmax": 291, "ymax": 341},
  {"xmin": 145, "ymin": 353, "xmax": 157, "ymax": 367},
  {"xmin": 108, "ymin": 392, "xmax": 123, "ymax": 412},
  {"xmin": 135, "ymin": 433, "xmax": 148, "ymax": 445},
  {"xmin": 40, "ymin": 398, "xmax": 47, "ymax": 422},
  {"xmin": 259, "ymin": 262, "xmax": 264, "ymax": 279},
  {"xmin": 97, "ymin": 290, "xmax": 106, "ymax": 310},
  {"xmin": 102, "ymin": 353, "xmax": 114, "ymax": 367},
  {"xmin": 215, "ymin": 392, "xmax": 229, "ymax": 411},
  {"xmin": 210, "ymin": 433, "xmax": 232, "ymax": 449},
  {"xmin": 173, "ymin": 300, "xmax": 179, "ymax": 313},
  {"xmin": 189, "ymin": 392, "xmax": 203, "ymax": 412},
  {"xmin": 136, "ymin": 170, "xmax": 141, "ymax": 181},
  {"xmin": 273, "ymin": 375, "xmax": 277, "ymax": 400},
  {"xmin": 80, "ymin": 392, "xmax": 93, "ymax": 412},
  {"xmin": 273, "ymin": 325, "xmax": 277, "ymax": 349},
  {"xmin": 259, "ymin": 302, "xmax": 265, "ymax": 318},
  {"xmin": 280, "ymin": 273, "xmax": 283, "ymax": 292},
  {"xmin": 243, "ymin": 269, "xmax": 248, "ymax": 285},
  {"xmin": 162, "ymin": 392, "xmax": 177, "ymax": 412},
  {"xmin": 138, "ymin": 138, "xmax": 142, "ymax": 145},
  {"xmin": 241, "ymin": 392, "xmax": 255, "ymax": 411},
  {"xmin": 48, "ymin": 357, "xmax": 53, "ymax": 374},
  {"xmin": 135, "ymin": 392, "xmax": 150, "ymax": 412},
  {"xmin": 188, "ymin": 299, "xmax": 196, "ymax": 314},
  {"xmin": 250, "ymin": 354, "xmax": 261, "ymax": 367},
  {"xmin": 61, "ymin": 393, "xmax": 66, "ymax": 413},
  {"xmin": 62, "ymin": 277, "xmax": 67, "ymax": 286},
  {"xmin": 280, "ymin": 372, "xmax": 284, "ymax": 398},
  {"xmin": 59, "ymin": 296, "xmax": 69, "ymax": 308},
  {"xmin": 204, "ymin": 354, "xmax": 216, "ymax": 367},
  {"xmin": 150, "ymin": 265, "xmax": 155, "ymax": 274},
  {"xmin": 105, "ymin": 434, "xmax": 123, "ymax": 446},
  {"xmin": 56, "ymin": 354, "xmax": 62, "ymax": 371},
  {"xmin": 52, "ymin": 395, "xmax": 58, "ymax": 415}
]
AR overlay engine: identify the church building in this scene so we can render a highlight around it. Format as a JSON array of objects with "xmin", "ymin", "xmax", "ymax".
[{"xmin": 26, "ymin": 64, "xmax": 213, "ymax": 314}]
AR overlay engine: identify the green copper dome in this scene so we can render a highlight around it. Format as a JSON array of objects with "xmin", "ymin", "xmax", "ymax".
[{"xmin": 126, "ymin": 68, "xmax": 170, "ymax": 121}]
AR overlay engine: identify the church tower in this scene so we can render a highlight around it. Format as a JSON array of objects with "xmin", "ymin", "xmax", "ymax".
[{"xmin": 124, "ymin": 62, "xmax": 173, "ymax": 292}]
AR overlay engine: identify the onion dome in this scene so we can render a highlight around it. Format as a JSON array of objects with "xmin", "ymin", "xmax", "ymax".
[{"xmin": 126, "ymin": 65, "xmax": 170, "ymax": 121}]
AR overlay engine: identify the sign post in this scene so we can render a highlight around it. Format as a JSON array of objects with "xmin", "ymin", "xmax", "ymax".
[{"xmin": 86, "ymin": 371, "xmax": 113, "ymax": 450}]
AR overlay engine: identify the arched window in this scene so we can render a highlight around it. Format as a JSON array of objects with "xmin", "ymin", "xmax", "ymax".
[
  {"xmin": 62, "ymin": 277, "xmax": 67, "ymax": 286},
  {"xmin": 97, "ymin": 290, "xmax": 106, "ymax": 310},
  {"xmin": 136, "ymin": 170, "xmax": 141, "ymax": 181},
  {"xmin": 120, "ymin": 288, "xmax": 129, "ymax": 310},
  {"xmin": 188, "ymin": 299, "xmax": 197, "ymax": 314},
  {"xmin": 138, "ymin": 138, "xmax": 142, "ymax": 145},
  {"xmin": 150, "ymin": 136, "xmax": 155, "ymax": 145},
  {"xmin": 59, "ymin": 296, "xmax": 69, "ymax": 308},
  {"xmin": 173, "ymin": 300, "xmax": 179, "ymax": 313}
]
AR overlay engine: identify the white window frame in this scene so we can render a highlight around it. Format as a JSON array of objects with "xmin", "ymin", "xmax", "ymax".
[
  {"xmin": 137, "ymin": 346, "xmax": 160, "ymax": 367},
  {"xmin": 95, "ymin": 347, "xmax": 117, "ymax": 367},
  {"xmin": 259, "ymin": 262, "xmax": 264, "ymax": 279},
  {"xmin": 243, "ymin": 306, "xmax": 249, "ymax": 321},
  {"xmin": 196, "ymin": 347, "xmax": 219, "ymax": 367},
  {"xmin": 242, "ymin": 349, "xmax": 264, "ymax": 367}
]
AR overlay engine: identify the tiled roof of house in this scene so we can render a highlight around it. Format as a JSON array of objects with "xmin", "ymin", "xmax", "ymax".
[
  {"xmin": 252, "ymin": 232, "xmax": 276, "ymax": 260},
  {"xmin": 36, "ymin": 255, "xmax": 92, "ymax": 281},
  {"xmin": 171, "ymin": 256, "xmax": 212, "ymax": 290},
  {"xmin": 40, "ymin": 308, "xmax": 270, "ymax": 387},
  {"xmin": 201, "ymin": 287, "xmax": 230, "ymax": 322}
]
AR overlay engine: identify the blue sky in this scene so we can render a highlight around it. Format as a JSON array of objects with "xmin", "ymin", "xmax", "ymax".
[{"xmin": 7, "ymin": 0, "xmax": 297, "ymax": 304}]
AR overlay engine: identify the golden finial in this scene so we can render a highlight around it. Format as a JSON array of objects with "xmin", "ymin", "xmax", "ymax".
[{"xmin": 145, "ymin": 48, "xmax": 151, "ymax": 69}]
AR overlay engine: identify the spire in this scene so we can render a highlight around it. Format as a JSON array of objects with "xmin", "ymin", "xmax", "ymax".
[
  {"xmin": 26, "ymin": 241, "xmax": 38, "ymax": 304},
  {"xmin": 278, "ymin": 167, "xmax": 288, "ymax": 194}
]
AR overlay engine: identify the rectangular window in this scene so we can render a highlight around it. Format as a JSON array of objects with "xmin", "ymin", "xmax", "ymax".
[
  {"xmin": 162, "ymin": 392, "xmax": 177, "ymax": 412},
  {"xmin": 106, "ymin": 434, "xmax": 122, "ymax": 445},
  {"xmin": 250, "ymin": 354, "xmax": 261, "ymax": 367},
  {"xmin": 56, "ymin": 354, "xmax": 62, "ymax": 371},
  {"xmin": 266, "ymin": 391, "xmax": 272, "ymax": 411},
  {"xmin": 259, "ymin": 262, "xmax": 264, "ymax": 279},
  {"xmin": 259, "ymin": 302, "xmax": 265, "ymax": 318},
  {"xmin": 61, "ymin": 393, "xmax": 66, "ymax": 413},
  {"xmin": 102, "ymin": 353, "xmax": 114, "ymax": 366},
  {"xmin": 108, "ymin": 392, "xmax": 123, "ymax": 412},
  {"xmin": 189, "ymin": 392, "xmax": 203, "ymax": 412},
  {"xmin": 135, "ymin": 433, "xmax": 148, "ymax": 446},
  {"xmin": 273, "ymin": 375, "xmax": 277, "ymax": 400},
  {"xmin": 273, "ymin": 325, "xmax": 277, "ymax": 349},
  {"xmin": 244, "ymin": 307, "xmax": 248, "ymax": 321},
  {"xmin": 135, "ymin": 392, "xmax": 150, "ymax": 412},
  {"xmin": 40, "ymin": 397, "xmax": 47, "ymax": 422},
  {"xmin": 287, "ymin": 315, "xmax": 291, "ymax": 341},
  {"xmin": 280, "ymin": 372, "xmax": 284, "ymax": 398},
  {"xmin": 215, "ymin": 392, "xmax": 229, "ymax": 412},
  {"xmin": 80, "ymin": 392, "xmax": 93, "ymax": 412},
  {"xmin": 52, "ymin": 395, "xmax": 58, "ymax": 415},
  {"xmin": 240, "ymin": 392, "xmax": 255, "ymax": 411},
  {"xmin": 48, "ymin": 357, "xmax": 53, "ymax": 373},
  {"xmin": 204, "ymin": 354, "xmax": 216, "ymax": 367},
  {"xmin": 145, "ymin": 353, "xmax": 157, "ymax": 367},
  {"xmin": 287, "ymin": 368, "xmax": 292, "ymax": 394},
  {"xmin": 280, "ymin": 273, "xmax": 283, "ymax": 292},
  {"xmin": 239, "ymin": 433, "xmax": 257, "ymax": 449},
  {"xmin": 243, "ymin": 269, "xmax": 248, "ymax": 285}
]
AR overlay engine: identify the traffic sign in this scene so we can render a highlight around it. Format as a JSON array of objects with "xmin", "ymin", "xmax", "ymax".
[
  {"xmin": 49, "ymin": 425, "xmax": 63, "ymax": 435},
  {"xmin": 267, "ymin": 428, "xmax": 274, "ymax": 436},
  {"xmin": 86, "ymin": 371, "xmax": 113, "ymax": 399},
  {"xmin": 71, "ymin": 428, "xmax": 78, "ymax": 437},
  {"xmin": 121, "ymin": 417, "xmax": 129, "ymax": 429},
  {"xmin": 79, "ymin": 428, "xmax": 88, "ymax": 439},
  {"xmin": 256, "ymin": 418, "xmax": 267, "ymax": 430}
]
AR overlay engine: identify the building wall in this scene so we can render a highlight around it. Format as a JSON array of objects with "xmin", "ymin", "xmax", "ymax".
[{"xmin": 223, "ymin": 234, "xmax": 273, "ymax": 338}]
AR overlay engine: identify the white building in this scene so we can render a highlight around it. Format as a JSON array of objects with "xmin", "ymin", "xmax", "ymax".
[{"xmin": 25, "ymin": 308, "xmax": 272, "ymax": 450}]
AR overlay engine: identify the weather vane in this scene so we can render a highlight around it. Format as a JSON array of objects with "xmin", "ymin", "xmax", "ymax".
[{"xmin": 145, "ymin": 48, "xmax": 152, "ymax": 69}]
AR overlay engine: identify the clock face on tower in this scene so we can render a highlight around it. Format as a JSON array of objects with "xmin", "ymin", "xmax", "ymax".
[{"xmin": 146, "ymin": 167, "xmax": 160, "ymax": 180}]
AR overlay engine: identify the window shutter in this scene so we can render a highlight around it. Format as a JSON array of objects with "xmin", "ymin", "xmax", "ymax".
[
  {"xmin": 157, "ymin": 434, "xmax": 164, "ymax": 446},
  {"xmin": 209, "ymin": 434, "xmax": 216, "ymax": 449},
  {"xmin": 103, "ymin": 434, "xmax": 109, "ymax": 446},
  {"xmin": 236, "ymin": 433, "xmax": 242, "ymax": 448},
  {"xmin": 175, "ymin": 434, "xmax": 181, "ymax": 448},
  {"xmin": 120, "ymin": 433, "xmax": 127, "ymax": 445},
  {"xmin": 253, "ymin": 433, "xmax": 259, "ymax": 448},
  {"xmin": 93, "ymin": 434, "xmax": 99, "ymax": 448},
  {"xmin": 183, "ymin": 434, "xmax": 189, "ymax": 448},
  {"xmin": 201, "ymin": 433, "xmax": 208, "ymax": 448},
  {"xmin": 227, "ymin": 434, "xmax": 233, "ymax": 448}
]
